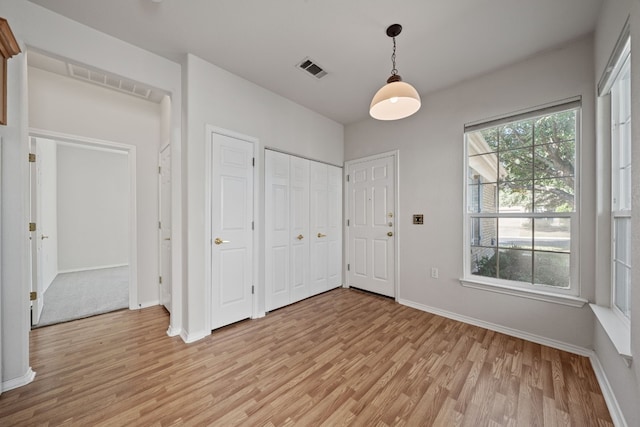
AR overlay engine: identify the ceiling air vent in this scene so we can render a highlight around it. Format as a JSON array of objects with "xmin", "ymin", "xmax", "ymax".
[
  {"xmin": 297, "ymin": 57, "xmax": 327, "ymax": 79},
  {"xmin": 68, "ymin": 63, "xmax": 152, "ymax": 100}
]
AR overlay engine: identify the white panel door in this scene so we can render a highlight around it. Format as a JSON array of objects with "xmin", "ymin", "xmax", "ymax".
[
  {"xmin": 159, "ymin": 144, "xmax": 172, "ymax": 312},
  {"xmin": 348, "ymin": 155, "xmax": 395, "ymax": 297},
  {"xmin": 265, "ymin": 150, "xmax": 291, "ymax": 311},
  {"xmin": 327, "ymin": 165, "xmax": 342, "ymax": 288},
  {"xmin": 309, "ymin": 162, "xmax": 328, "ymax": 295},
  {"xmin": 211, "ymin": 133, "xmax": 254, "ymax": 329},
  {"xmin": 289, "ymin": 156, "xmax": 310, "ymax": 302}
]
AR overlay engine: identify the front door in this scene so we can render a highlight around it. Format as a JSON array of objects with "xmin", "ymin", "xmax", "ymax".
[
  {"xmin": 347, "ymin": 154, "xmax": 396, "ymax": 297},
  {"xmin": 211, "ymin": 132, "xmax": 254, "ymax": 329},
  {"xmin": 159, "ymin": 144, "xmax": 172, "ymax": 312}
]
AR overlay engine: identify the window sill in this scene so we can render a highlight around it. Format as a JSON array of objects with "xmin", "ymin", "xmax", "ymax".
[
  {"xmin": 459, "ymin": 278, "xmax": 589, "ymax": 308},
  {"xmin": 590, "ymin": 304, "xmax": 632, "ymax": 364}
]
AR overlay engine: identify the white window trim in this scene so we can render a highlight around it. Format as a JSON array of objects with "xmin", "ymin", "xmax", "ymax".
[
  {"xmin": 461, "ymin": 101, "xmax": 582, "ymax": 304},
  {"xmin": 591, "ymin": 21, "xmax": 632, "ymax": 362}
]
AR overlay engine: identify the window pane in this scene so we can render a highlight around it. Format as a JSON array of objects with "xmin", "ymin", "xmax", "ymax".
[
  {"xmin": 499, "ymin": 180, "xmax": 533, "ymax": 212},
  {"xmin": 498, "ymin": 218, "xmax": 532, "ymax": 249},
  {"xmin": 500, "ymin": 120, "xmax": 533, "ymax": 150},
  {"xmin": 469, "ymin": 153, "xmax": 499, "ymax": 183},
  {"xmin": 534, "ymin": 110, "xmax": 576, "ymax": 144},
  {"xmin": 497, "ymin": 249, "xmax": 532, "ymax": 282},
  {"xmin": 470, "ymin": 217, "xmax": 497, "ymax": 247},
  {"xmin": 534, "ymin": 142, "xmax": 575, "ymax": 179},
  {"xmin": 500, "ymin": 148, "xmax": 534, "ymax": 182},
  {"xmin": 468, "ymin": 183, "xmax": 497, "ymax": 213},
  {"xmin": 534, "ymin": 177, "xmax": 574, "ymax": 212},
  {"xmin": 614, "ymin": 262, "xmax": 630, "ymax": 317},
  {"xmin": 471, "ymin": 247, "xmax": 497, "ymax": 278},
  {"xmin": 534, "ymin": 218, "xmax": 570, "ymax": 253},
  {"xmin": 614, "ymin": 217, "xmax": 631, "ymax": 264},
  {"xmin": 534, "ymin": 252, "xmax": 570, "ymax": 288}
]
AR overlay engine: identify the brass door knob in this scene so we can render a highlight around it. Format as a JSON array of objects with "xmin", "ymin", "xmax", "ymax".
[
  {"xmin": 317, "ymin": 233, "xmax": 327, "ymax": 238},
  {"xmin": 387, "ymin": 232, "xmax": 393, "ymax": 237},
  {"xmin": 297, "ymin": 234, "xmax": 304, "ymax": 240},
  {"xmin": 214, "ymin": 238, "xmax": 230, "ymax": 245}
]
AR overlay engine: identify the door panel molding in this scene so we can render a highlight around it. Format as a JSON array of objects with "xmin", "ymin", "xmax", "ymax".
[
  {"xmin": 204, "ymin": 126, "xmax": 260, "ymax": 331},
  {"xmin": 344, "ymin": 151, "xmax": 399, "ymax": 299}
]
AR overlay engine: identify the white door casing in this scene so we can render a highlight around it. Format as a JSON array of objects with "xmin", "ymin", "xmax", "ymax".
[
  {"xmin": 211, "ymin": 132, "xmax": 254, "ymax": 330},
  {"xmin": 347, "ymin": 154, "xmax": 396, "ymax": 298},
  {"xmin": 327, "ymin": 164, "xmax": 342, "ymax": 289},
  {"xmin": 159, "ymin": 144, "xmax": 172, "ymax": 312}
]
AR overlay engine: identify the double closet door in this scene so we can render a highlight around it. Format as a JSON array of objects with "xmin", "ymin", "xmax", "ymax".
[{"xmin": 265, "ymin": 150, "xmax": 342, "ymax": 312}]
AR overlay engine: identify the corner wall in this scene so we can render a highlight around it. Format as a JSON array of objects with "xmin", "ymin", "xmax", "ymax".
[
  {"xmin": 593, "ymin": 0, "xmax": 640, "ymax": 425},
  {"xmin": 345, "ymin": 36, "xmax": 596, "ymax": 349},
  {"xmin": 183, "ymin": 53, "xmax": 343, "ymax": 340}
]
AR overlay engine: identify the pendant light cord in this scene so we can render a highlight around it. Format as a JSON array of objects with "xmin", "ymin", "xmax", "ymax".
[{"xmin": 391, "ymin": 37, "xmax": 398, "ymax": 76}]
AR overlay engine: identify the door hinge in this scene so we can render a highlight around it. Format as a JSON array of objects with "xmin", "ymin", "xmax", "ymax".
[
  {"xmin": 346, "ymin": 174, "xmax": 350, "ymax": 182},
  {"xmin": 346, "ymin": 219, "xmax": 350, "ymax": 226},
  {"xmin": 252, "ymin": 221, "xmax": 254, "ymax": 230},
  {"xmin": 28, "ymin": 153, "xmax": 36, "ymax": 163},
  {"xmin": 347, "ymin": 264, "xmax": 350, "ymax": 271},
  {"xmin": 30, "ymin": 291, "xmax": 37, "ymax": 301},
  {"xmin": 158, "ymin": 221, "xmax": 161, "ymax": 229},
  {"xmin": 252, "ymin": 157, "xmax": 255, "ymax": 167},
  {"xmin": 158, "ymin": 166, "xmax": 161, "ymax": 174},
  {"xmin": 159, "ymin": 276, "xmax": 162, "ymax": 284},
  {"xmin": 251, "ymin": 285, "xmax": 255, "ymax": 294},
  {"xmin": 29, "ymin": 222, "xmax": 36, "ymax": 232}
]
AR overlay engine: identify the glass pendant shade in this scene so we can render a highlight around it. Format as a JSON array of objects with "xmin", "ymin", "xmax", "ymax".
[{"xmin": 370, "ymin": 80, "xmax": 421, "ymax": 120}]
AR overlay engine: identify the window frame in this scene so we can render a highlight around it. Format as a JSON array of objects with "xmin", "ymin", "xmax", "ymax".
[
  {"xmin": 461, "ymin": 100, "xmax": 585, "ymax": 305},
  {"xmin": 608, "ymin": 39, "xmax": 632, "ymax": 324}
]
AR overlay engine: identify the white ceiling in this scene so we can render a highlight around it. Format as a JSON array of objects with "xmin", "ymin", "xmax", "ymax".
[{"xmin": 28, "ymin": 0, "xmax": 603, "ymax": 124}]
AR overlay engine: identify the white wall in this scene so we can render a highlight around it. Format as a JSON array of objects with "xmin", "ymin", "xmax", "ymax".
[
  {"xmin": 183, "ymin": 54, "xmax": 343, "ymax": 340},
  {"xmin": 56, "ymin": 144, "xmax": 128, "ymax": 272},
  {"xmin": 28, "ymin": 66, "xmax": 160, "ymax": 304},
  {"xmin": 0, "ymin": 0, "xmax": 182, "ymax": 389},
  {"xmin": 345, "ymin": 36, "xmax": 597, "ymax": 349},
  {"xmin": 593, "ymin": 1, "xmax": 640, "ymax": 426}
]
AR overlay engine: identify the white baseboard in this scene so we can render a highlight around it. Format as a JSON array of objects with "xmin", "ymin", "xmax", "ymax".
[
  {"xmin": 166, "ymin": 325, "xmax": 181, "ymax": 337},
  {"xmin": 134, "ymin": 300, "xmax": 159, "ymax": 310},
  {"xmin": 181, "ymin": 329, "xmax": 208, "ymax": 344},
  {"xmin": 589, "ymin": 353, "xmax": 628, "ymax": 427},
  {"xmin": 58, "ymin": 264, "xmax": 129, "ymax": 274},
  {"xmin": 398, "ymin": 299, "xmax": 592, "ymax": 357},
  {"xmin": 2, "ymin": 368, "xmax": 35, "ymax": 392}
]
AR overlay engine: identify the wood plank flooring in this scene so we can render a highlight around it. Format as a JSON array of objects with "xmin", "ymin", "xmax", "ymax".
[{"xmin": 0, "ymin": 288, "xmax": 612, "ymax": 426}]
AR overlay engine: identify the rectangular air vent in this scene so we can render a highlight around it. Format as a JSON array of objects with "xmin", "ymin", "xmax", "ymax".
[
  {"xmin": 68, "ymin": 63, "xmax": 152, "ymax": 100},
  {"xmin": 297, "ymin": 57, "xmax": 327, "ymax": 79}
]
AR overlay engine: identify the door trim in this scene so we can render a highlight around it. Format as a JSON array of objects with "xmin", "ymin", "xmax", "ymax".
[
  {"xmin": 204, "ymin": 125, "xmax": 261, "ymax": 331},
  {"xmin": 28, "ymin": 128, "xmax": 139, "ymax": 309},
  {"xmin": 344, "ymin": 150, "xmax": 399, "ymax": 300}
]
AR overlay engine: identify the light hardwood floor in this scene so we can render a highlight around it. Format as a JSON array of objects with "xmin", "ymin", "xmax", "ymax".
[{"xmin": 0, "ymin": 288, "xmax": 612, "ymax": 426}]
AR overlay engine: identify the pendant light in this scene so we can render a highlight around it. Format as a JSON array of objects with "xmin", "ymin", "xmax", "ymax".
[{"xmin": 370, "ymin": 24, "xmax": 421, "ymax": 121}]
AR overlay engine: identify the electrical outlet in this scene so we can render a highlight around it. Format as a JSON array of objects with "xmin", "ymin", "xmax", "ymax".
[{"xmin": 431, "ymin": 267, "xmax": 439, "ymax": 279}]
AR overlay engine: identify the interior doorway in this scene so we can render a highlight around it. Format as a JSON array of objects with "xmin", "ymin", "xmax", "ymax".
[{"xmin": 29, "ymin": 131, "xmax": 137, "ymax": 327}]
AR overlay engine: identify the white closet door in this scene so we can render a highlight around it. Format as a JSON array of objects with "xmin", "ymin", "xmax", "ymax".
[
  {"xmin": 265, "ymin": 150, "xmax": 291, "ymax": 311},
  {"xmin": 309, "ymin": 162, "xmax": 329, "ymax": 295},
  {"xmin": 290, "ymin": 156, "xmax": 310, "ymax": 302},
  {"xmin": 327, "ymin": 165, "xmax": 343, "ymax": 288}
]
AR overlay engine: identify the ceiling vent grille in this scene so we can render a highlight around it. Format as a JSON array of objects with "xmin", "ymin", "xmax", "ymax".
[
  {"xmin": 297, "ymin": 57, "xmax": 327, "ymax": 79},
  {"xmin": 68, "ymin": 64, "xmax": 152, "ymax": 100}
]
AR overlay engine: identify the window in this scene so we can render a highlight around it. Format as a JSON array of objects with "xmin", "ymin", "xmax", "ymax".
[
  {"xmin": 464, "ymin": 102, "xmax": 580, "ymax": 296},
  {"xmin": 610, "ymin": 42, "xmax": 631, "ymax": 320}
]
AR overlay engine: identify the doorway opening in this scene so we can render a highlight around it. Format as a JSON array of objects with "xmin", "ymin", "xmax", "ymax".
[{"xmin": 29, "ymin": 131, "xmax": 137, "ymax": 327}]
